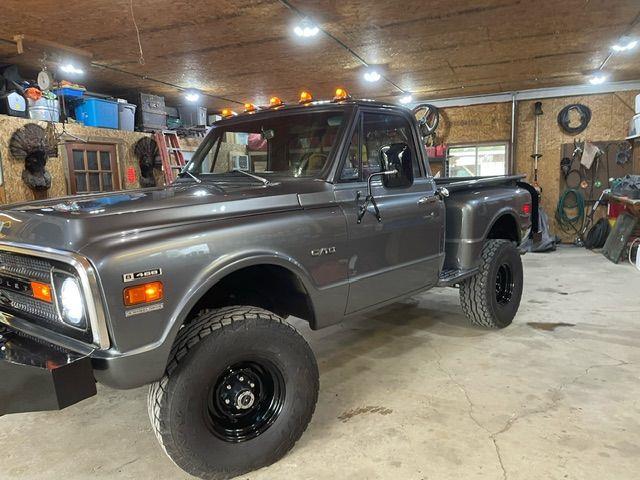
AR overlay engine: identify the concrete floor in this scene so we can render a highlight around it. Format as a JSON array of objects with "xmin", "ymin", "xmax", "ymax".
[{"xmin": 2, "ymin": 246, "xmax": 640, "ymax": 480}]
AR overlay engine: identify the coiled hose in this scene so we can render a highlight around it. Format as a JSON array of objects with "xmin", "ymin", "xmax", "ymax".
[
  {"xmin": 557, "ymin": 104, "xmax": 592, "ymax": 135},
  {"xmin": 556, "ymin": 188, "xmax": 585, "ymax": 233}
]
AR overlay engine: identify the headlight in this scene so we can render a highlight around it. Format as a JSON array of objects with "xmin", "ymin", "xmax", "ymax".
[{"xmin": 53, "ymin": 273, "xmax": 87, "ymax": 329}]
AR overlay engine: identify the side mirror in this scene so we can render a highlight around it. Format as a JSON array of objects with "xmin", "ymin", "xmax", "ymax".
[{"xmin": 379, "ymin": 143, "xmax": 414, "ymax": 188}]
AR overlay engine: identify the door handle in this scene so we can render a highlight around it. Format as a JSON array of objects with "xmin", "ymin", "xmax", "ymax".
[{"xmin": 417, "ymin": 196, "xmax": 436, "ymax": 205}]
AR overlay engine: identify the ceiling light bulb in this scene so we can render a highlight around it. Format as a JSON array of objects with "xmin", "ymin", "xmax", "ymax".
[
  {"xmin": 294, "ymin": 17, "xmax": 319, "ymax": 37},
  {"xmin": 185, "ymin": 90, "xmax": 200, "ymax": 102},
  {"xmin": 399, "ymin": 94, "xmax": 413, "ymax": 104},
  {"xmin": 589, "ymin": 74, "xmax": 608, "ymax": 85},
  {"xmin": 612, "ymin": 39, "xmax": 638, "ymax": 52},
  {"xmin": 60, "ymin": 64, "xmax": 84, "ymax": 75},
  {"xmin": 364, "ymin": 70, "xmax": 381, "ymax": 82}
]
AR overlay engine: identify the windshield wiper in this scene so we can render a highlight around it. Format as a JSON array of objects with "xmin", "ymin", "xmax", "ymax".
[
  {"xmin": 231, "ymin": 169, "xmax": 271, "ymax": 186},
  {"xmin": 178, "ymin": 169, "xmax": 202, "ymax": 184}
]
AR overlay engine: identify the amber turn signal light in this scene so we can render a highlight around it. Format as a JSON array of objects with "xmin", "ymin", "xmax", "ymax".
[
  {"xmin": 269, "ymin": 96, "xmax": 283, "ymax": 107},
  {"xmin": 124, "ymin": 281, "xmax": 163, "ymax": 306},
  {"xmin": 31, "ymin": 281, "xmax": 52, "ymax": 303},
  {"xmin": 333, "ymin": 87, "xmax": 350, "ymax": 101},
  {"xmin": 299, "ymin": 90, "xmax": 313, "ymax": 104}
]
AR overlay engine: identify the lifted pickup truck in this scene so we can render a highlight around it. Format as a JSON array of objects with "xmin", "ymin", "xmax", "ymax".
[{"xmin": 0, "ymin": 95, "xmax": 537, "ymax": 479}]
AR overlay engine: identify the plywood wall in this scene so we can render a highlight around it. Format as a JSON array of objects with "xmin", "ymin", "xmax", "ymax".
[
  {"xmin": 0, "ymin": 115, "xmax": 151, "ymax": 205},
  {"xmin": 437, "ymin": 90, "xmax": 640, "ymax": 242},
  {"xmin": 437, "ymin": 103, "xmax": 512, "ymax": 145}
]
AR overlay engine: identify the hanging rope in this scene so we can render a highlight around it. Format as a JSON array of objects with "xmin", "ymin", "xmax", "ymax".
[{"xmin": 130, "ymin": 0, "xmax": 146, "ymax": 65}]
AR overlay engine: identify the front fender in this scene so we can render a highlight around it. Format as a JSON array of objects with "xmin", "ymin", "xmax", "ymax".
[{"xmin": 91, "ymin": 251, "xmax": 325, "ymax": 389}]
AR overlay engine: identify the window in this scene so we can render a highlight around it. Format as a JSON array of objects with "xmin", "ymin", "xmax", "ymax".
[
  {"xmin": 448, "ymin": 143, "xmax": 507, "ymax": 177},
  {"xmin": 339, "ymin": 112, "xmax": 421, "ymax": 182},
  {"xmin": 187, "ymin": 110, "xmax": 345, "ymax": 179},
  {"xmin": 339, "ymin": 121, "xmax": 361, "ymax": 182},
  {"xmin": 66, "ymin": 143, "xmax": 120, "ymax": 194}
]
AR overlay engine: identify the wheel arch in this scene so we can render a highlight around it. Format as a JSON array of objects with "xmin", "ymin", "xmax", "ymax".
[{"xmin": 485, "ymin": 210, "xmax": 521, "ymax": 243}]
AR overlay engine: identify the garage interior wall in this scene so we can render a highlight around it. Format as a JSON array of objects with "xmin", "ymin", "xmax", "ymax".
[
  {"xmin": 0, "ymin": 116, "xmax": 151, "ymax": 203},
  {"xmin": 437, "ymin": 90, "xmax": 640, "ymax": 242}
]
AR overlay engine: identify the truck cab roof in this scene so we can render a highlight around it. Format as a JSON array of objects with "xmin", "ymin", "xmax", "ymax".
[{"xmin": 213, "ymin": 98, "xmax": 412, "ymax": 126}]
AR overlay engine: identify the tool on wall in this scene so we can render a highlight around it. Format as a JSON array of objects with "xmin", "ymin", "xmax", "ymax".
[
  {"xmin": 580, "ymin": 189, "xmax": 611, "ymax": 249},
  {"xmin": 531, "ymin": 101, "xmax": 543, "ymax": 193},
  {"xmin": 615, "ymin": 141, "xmax": 632, "ymax": 165},
  {"xmin": 557, "ymin": 103, "xmax": 591, "ymax": 135},
  {"xmin": 154, "ymin": 131, "xmax": 186, "ymax": 184}
]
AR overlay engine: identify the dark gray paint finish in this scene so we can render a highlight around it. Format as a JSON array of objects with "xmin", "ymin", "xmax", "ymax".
[{"xmin": 0, "ymin": 101, "xmax": 533, "ymax": 389}]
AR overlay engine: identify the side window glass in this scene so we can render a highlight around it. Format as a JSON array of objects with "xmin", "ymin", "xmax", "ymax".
[
  {"xmin": 339, "ymin": 124, "xmax": 360, "ymax": 182},
  {"xmin": 362, "ymin": 113, "xmax": 421, "ymax": 178}
]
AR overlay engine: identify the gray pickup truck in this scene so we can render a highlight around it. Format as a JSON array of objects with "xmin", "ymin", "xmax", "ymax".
[{"xmin": 0, "ymin": 97, "xmax": 537, "ymax": 479}]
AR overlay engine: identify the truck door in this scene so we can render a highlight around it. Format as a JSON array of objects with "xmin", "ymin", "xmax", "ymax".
[{"xmin": 335, "ymin": 109, "xmax": 445, "ymax": 314}]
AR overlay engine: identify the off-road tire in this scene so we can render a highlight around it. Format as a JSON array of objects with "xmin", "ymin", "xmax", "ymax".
[
  {"xmin": 148, "ymin": 306, "xmax": 319, "ymax": 480},
  {"xmin": 459, "ymin": 239, "xmax": 523, "ymax": 328}
]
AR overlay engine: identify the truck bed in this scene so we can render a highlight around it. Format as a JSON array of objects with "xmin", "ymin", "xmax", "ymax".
[
  {"xmin": 435, "ymin": 175, "xmax": 537, "ymax": 285},
  {"xmin": 435, "ymin": 174, "xmax": 527, "ymax": 191}
]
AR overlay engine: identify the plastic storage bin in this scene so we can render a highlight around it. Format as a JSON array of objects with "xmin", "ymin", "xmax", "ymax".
[
  {"xmin": 54, "ymin": 87, "xmax": 84, "ymax": 98},
  {"xmin": 118, "ymin": 102, "xmax": 136, "ymax": 131},
  {"xmin": 75, "ymin": 98, "xmax": 118, "ymax": 129}
]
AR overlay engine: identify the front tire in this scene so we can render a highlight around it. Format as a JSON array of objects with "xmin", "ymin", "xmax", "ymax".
[
  {"xmin": 148, "ymin": 306, "xmax": 319, "ymax": 480},
  {"xmin": 459, "ymin": 239, "xmax": 523, "ymax": 328}
]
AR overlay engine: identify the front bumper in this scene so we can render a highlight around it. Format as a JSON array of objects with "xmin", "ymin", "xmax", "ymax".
[{"xmin": 0, "ymin": 328, "xmax": 97, "ymax": 415}]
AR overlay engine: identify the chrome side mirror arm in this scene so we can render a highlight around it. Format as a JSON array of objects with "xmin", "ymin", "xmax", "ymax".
[{"xmin": 357, "ymin": 170, "xmax": 398, "ymax": 224}]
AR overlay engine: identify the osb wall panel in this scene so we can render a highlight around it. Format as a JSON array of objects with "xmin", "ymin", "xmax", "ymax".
[
  {"xmin": 515, "ymin": 91, "xmax": 639, "ymax": 242},
  {"xmin": 437, "ymin": 103, "xmax": 512, "ymax": 145},
  {"xmin": 0, "ymin": 115, "xmax": 151, "ymax": 205},
  {"xmin": 438, "ymin": 91, "xmax": 639, "ymax": 243}
]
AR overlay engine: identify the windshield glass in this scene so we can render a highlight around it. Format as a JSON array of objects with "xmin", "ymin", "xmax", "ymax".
[{"xmin": 185, "ymin": 110, "xmax": 346, "ymax": 179}]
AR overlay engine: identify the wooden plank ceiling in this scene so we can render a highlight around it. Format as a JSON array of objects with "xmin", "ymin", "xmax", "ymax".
[{"xmin": 0, "ymin": 0, "xmax": 639, "ymax": 110}]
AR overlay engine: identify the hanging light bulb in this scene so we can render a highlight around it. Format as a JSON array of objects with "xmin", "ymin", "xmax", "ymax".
[
  {"xmin": 612, "ymin": 39, "xmax": 638, "ymax": 52},
  {"xmin": 363, "ymin": 69, "xmax": 381, "ymax": 82},
  {"xmin": 59, "ymin": 63, "xmax": 84, "ymax": 75},
  {"xmin": 294, "ymin": 17, "xmax": 320, "ymax": 38},
  {"xmin": 399, "ymin": 93, "xmax": 413, "ymax": 104},
  {"xmin": 184, "ymin": 89, "xmax": 201, "ymax": 102},
  {"xmin": 589, "ymin": 73, "xmax": 608, "ymax": 85}
]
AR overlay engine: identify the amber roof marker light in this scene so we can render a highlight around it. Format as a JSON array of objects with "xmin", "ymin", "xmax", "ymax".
[
  {"xmin": 299, "ymin": 90, "xmax": 313, "ymax": 104},
  {"xmin": 220, "ymin": 108, "xmax": 237, "ymax": 118},
  {"xmin": 333, "ymin": 87, "xmax": 350, "ymax": 102},
  {"xmin": 269, "ymin": 96, "xmax": 284, "ymax": 108},
  {"xmin": 243, "ymin": 103, "xmax": 257, "ymax": 113}
]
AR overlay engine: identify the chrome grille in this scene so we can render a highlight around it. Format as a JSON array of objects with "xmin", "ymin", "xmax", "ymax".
[
  {"xmin": 0, "ymin": 246, "xmax": 102, "ymax": 347},
  {"xmin": 0, "ymin": 251, "xmax": 51, "ymax": 283},
  {"xmin": 0, "ymin": 289, "xmax": 58, "ymax": 323}
]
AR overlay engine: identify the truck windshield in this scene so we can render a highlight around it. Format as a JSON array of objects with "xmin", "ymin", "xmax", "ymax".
[{"xmin": 184, "ymin": 110, "xmax": 346, "ymax": 179}]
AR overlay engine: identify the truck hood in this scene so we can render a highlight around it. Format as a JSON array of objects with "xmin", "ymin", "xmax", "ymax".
[{"xmin": 0, "ymin": 179, "xmax": 332, "ymax": 252}]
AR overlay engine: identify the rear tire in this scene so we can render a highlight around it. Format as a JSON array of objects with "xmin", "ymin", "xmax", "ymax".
[
  {"xmin": 459, "ymin": 239, "xmax": 523, "ymax": 328},
  {"xmin": 148, "ymin": 306, "xmax": 319, "ymax": 480}
]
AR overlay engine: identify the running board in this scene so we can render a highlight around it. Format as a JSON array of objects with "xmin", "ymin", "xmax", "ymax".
[{"xmin": 437, "ymin": 267, "xmax": 479, "ymax": 287}]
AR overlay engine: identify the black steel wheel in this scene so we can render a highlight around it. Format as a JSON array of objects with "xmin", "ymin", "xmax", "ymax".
[
  {"xmin": 495, "ymin": 263, "xmax": 514, "ymax": 305},
  {"xmin": 460, "ymin": 239, "xmax": 523, "ymax": 328},
  {"xmin": 206, "ymin": 360, "xmax": 286, "ymax": 443},
  {"xmin": 148, "ymin": 306, "xmax": 319, "ymax": 480}
]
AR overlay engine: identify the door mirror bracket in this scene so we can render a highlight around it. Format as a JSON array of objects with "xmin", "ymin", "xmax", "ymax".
[{"xmin": 356, "ymin": 169, "xmax": 398, "ymax": 224}]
